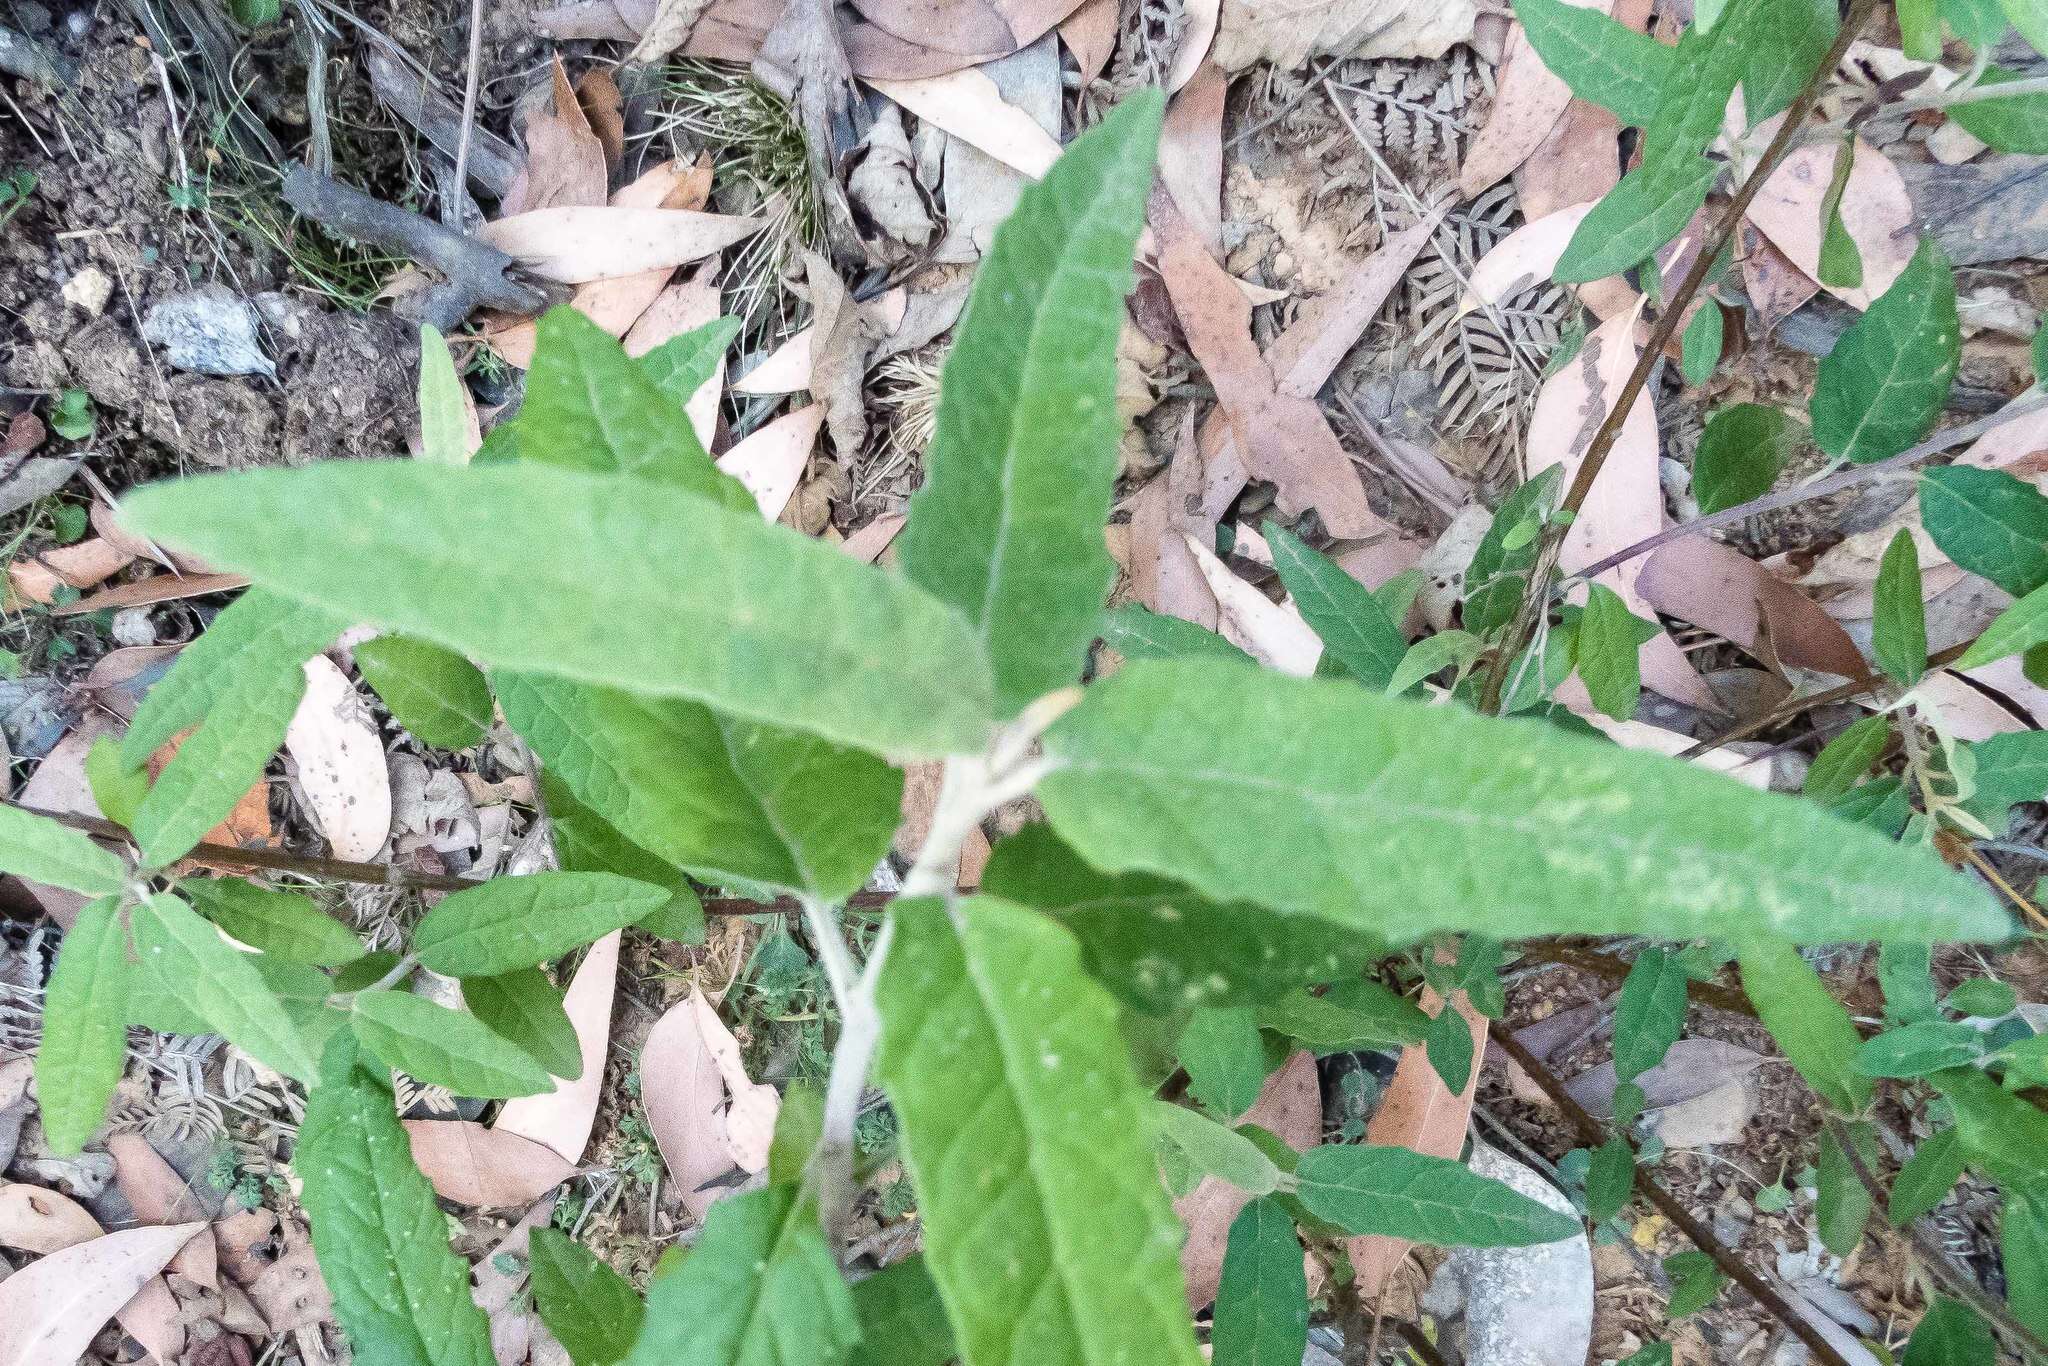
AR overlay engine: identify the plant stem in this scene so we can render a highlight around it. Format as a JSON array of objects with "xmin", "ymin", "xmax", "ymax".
[{"xmin": 1478, "ymin": 0, "xmax": 1885, "ymax": 715}]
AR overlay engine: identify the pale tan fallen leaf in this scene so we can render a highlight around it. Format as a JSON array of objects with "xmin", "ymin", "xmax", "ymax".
[
  {"xmin": 839, "ymin": 512, "xmax": 907, "ymax": 563},
  {"xmin": 848, "ymin": 0, "xmax": 1087, "ymax": 58},
  {"xmin": 1513, "ymin": 97, "xmax": 1621, "ymax": 221},
  {"xmin": 717, "ymin": 404, "xmax": 821, "ymax": 520},
  {"xmin": 1183, "ymin": 531, "xmax": 1321, "ymax": 673},
  {"xmin": 575, "ymin": 67, "xmax": 625, "ymax": 170},
  {"xmin": 403, "ymin": 1120, "xmax": 578, "ymax": 1208},
  {"xmin": 1745, "ymin": 136, "xmax": 1914, "ymax": 311},
  {"xmin": 1459, "ymin": 2, "xmax": 1605, "ymax": 199},
  {"xmin": 1896, "ymin": 670, "xmax": 2031, "ymax": 741},
  {"xmin": 212, "ymin": 1208, "xmax": 278, "ymax": 1287},
  {"xmin": 685, "ymin": 988, "xmax": 779, "ymax": 1172},
  {"xmin": 628, "ymin": 0, "xmax": 714, "ymax": 61},
  {"xmin": 1740, "ymin": 225, "xmax": 1821, "ymax": 330},
  {"xmin": 493, "ymin": 931, "xmax": 621, "ymax": 1165},
  {"xmin": 0, "ymin": 1222, "xmax": 203, "ymax": 1366},
  {"xmin": 1460, "ymin": 201, "xmax": 1596, "ymax": 313},
  {"xmin": 640, "ymin": 989, "xmax": 746, "ymax": 1217},
  {"xmin": 1212, "ymin": 0, "xmax": 1475, "ymax": 72},
  {"xmin": 1958, "ymin": 654, "xmax": 2048, "ymax": 729},
  {"xmin": 1177, "ymin": 1050, "xmax": 1320, "ymax": 1310},
  {"xmin": 51, "ymin": 571, "xmax": 251, "ymax": 617},
  {"xmin": 285, "ymin": 655, "xmax": 392, "ymax": 862},
  {"xmin": 623, "ymin": 262, "xmax": 724, "ymax": 450},
  {"xmin": 730, "ymin": 326, "xmax": 816, "ymax": 396},
  {"xmin": 1587, "ymin": 716, "xmax": 1773, "ymax": 788},
  {"xmin": 6, "ymin": 537, "xmax": 134, "ymax": 605},
  {"xmin": 107, "ymin": 1132, "xmax": 218, "ymax": 1287},
  {"xmin": 479, "ymin": 207, "xmax": 762, "ymax": 284},
  {"xmin": 1060, "ymin": 0, "xmax": 1119, "ymax": 82},
  {"xmin": 0, "ymin": 1181, "xmax": 105, "ymax": 1254},
  {"xmin": 1161, "ymin": 64, "xmax": 1226, "ymax": 254},
  {"xmin": 1958, "ymin": 396, "xmax": 2048, "ymax": 483},
  {"xmin": 245, "ymin": 1224, "xmax": 331, "ymax": 1335},
  {"xmin": 1636, "ymin": 537, "xmax": 1868, "ymax": 680},
  {"xmin": 502, "ymin": 57, "xmax": 609, "ymax": 216},
  {"xmin": 869, "ymin": 68, "xmax": 1062, "ymax": 178},
  {"xmin": 1165, "ymin": 0, "xmax": 1222, "ymax": 88}
]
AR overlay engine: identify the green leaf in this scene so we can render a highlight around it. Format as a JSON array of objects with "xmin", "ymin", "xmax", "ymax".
[
  {"xmin": 1920, "ymin": 465, "xmax": 2048, "ymax": 597},
  {"xmin": 229, "ymin": 0, "xmax": 279, "ymax": 24},
  {"xmin": 624, "ymin": 1183, "xmax": 858, "ymax": 1365},
  {"xmin": 1946, "ymin": 978, "xmax": 2018, "ymax": 1017},
  {"xmin": 1464, "ymin": 467, "xmax": 1564, "ymax": 634},
  {"xmin": 1693, "ymin": 404, "xmax": 1800, "ymax": 515},
  {"xmin": 1267, "ymin": 523, "xmax": 1406, "ymax": 689},
  {"xmin": 1818, "ymin": 138, "xmax": 1866, "ymax": 290},
  {"xmin": 1898, "ymin": 0, "xmax": 1944, "ymax": 56},
  {"xmin": 1904, "ymin": 1298, "xmax": 1995, "ymax": 1366},
  {"xmin": 1614, "ymin": 949, "xmax": 1688, "ymax": 1084},
  {"xmin": 353, "ymin": 636, "xmax": 493, "ymax": 750},
  {"xmin": 1213, "ymin": 1196, "xmax": 1309, "ymax": 1366},
  {"xmin": 1738, "ymin": 937, "xmax": 1874, "ymax": 1113},
  {"xmin": 1827, "ymin": 774, "xmax": 1911, "ymax": 834},
  {"xmin": 1890, "ymin": 1127, "xmax": 1966, "ymax": 1225},
  {"xmin": 462, "ymin": 968, "xmax": 582, "ymax": 1081},
  {"xmin": 1811, "ymin": 237, "xmax": 1960, "ymax": 465},
  {"xmin": 1805, "ymin": 716, "xmax": 1891, "ymax": 803},
  {"xmin": 411, "ymin": 872, "xmax": 668, "ymax": 977},
  {"xmin": 1948, "ymin": 68, "xmax": 2048, "ymax": 153},
  {"xmin": 1098, "ymin": 604, "xmax": 1255, "ymax": 664},
  {"xmin": 978, "ymin": 823, "xmax": 1381, "ymax": 1012},
  {"xmin": 1663, "ymin": 1249, "xmax": 1726, "ymax": 1316},
  {"xmin": 1040, "ymin": 661, "xmax": 2008, "ymax": 946},
  {"xmin": 416, "ymin": 324, "xmax": 471, "ymax": 465},
  {"xmin": 1958, "ymin": 730, "xmax": 2048, "ymax": 830},
  {"xmin": 1291, "ymin": 1145, "xmax": 1580, "ymax": 1245},
  {"xmin": 297, "ymin": 1031, "xmax": 497, "ymax": 1366},
  {"xmin": 1256, "ymin": 985, "xmax": 1428, "ymax": 1052},
  {"xmin": 1879, "ymin": 940, "xmax": 1940, "ymax": 1024},
  {"xmin": 2035, "ymin": 319, "xmax": 2048, "ymax": 384},
  {"xmin": 498, "ymin": 675, "xmax": 901, "ymax": 901},
  {"xmin": 1944, "ymin": 0, "xmax": 2011, "ymax": 47},
  {"xmin": 849, "ymin": 1256, "xmax": 955, "ymax": 1366},
  {"xmin": 120, "ymin": 462, "xmax": 998, "ymax": 760},
  {"xmin": 1679, "ymin": 305, "xmax": 1723, "ymax": 386},
  {"xmin": 529, "ymin": 1227, "xmax": 645, "ymax": 1366},
  {"xmin": 84, "ymin": 736, "xmax": 148, "ymax": 829},
  {"xmin": 874, "ymin": 896, "xmax": 1203, "ymax": 1366},
  {"xmin": 1874, "ymin": 528, "xmax": 1929, "ymax": 686},
  {"xmin": 132, "ymin": 891, "xmax": 319, "ymax": 1080},
  {"xmin": 1152, "ymin": 1102, "xmax": 1286, "ymax": 1195},
  {"xmin": 1817, "ymin": 1120, "xmax": 1878, "ymax": 1255},
  {"xmin": 1511, "ymin": 0, "xmax": 1672, "ymax": 124},
  {"xmin": 542, "ymin": 773, "xmax": 703, "ymax": 944},
  {"xmin": 36, "ymin": 897, "xmax": 129, "ymax": 1154},
  {"xmin": 1555, "ymin": 160, "xmax": 1718, "ymax": 283},
  {"xmin": 1618, "ymin": 1346, "xmax": 1674, "ymax": 1366},
  {"xmin": 2003, "ymin": 1194, "xmax": 2048, "ymax": 1327},
  {"xmin": 1423, "ymin": 1003, "xmax": 1474, "ymax": 1095},
  {"xmin": 0, "ymin": 801, "xmax": 125, "ymax": 895},
  {"xmin": 1954, "ymin": 579, "xmax": 2048, "ymax": 670},
  {"xmin": 1574, "ymin": 583, "xmax": 1645, "ymax": 721},
  {"xmin": 638, "ymin": 317, "xmax": 741, "ymax": 414},
  {"xmin": 1180, "ymin": 1006, "xmax": 1269, "ymax": 1120},
  {"xmin": 1585, "ymin": 1137, "xmax": 1636, "ymax": 1224},
  {"xmin": 1932, "ymin": 1065, "xmax": 2048, "ymax": 1194},
  {"xmin": 349, "ymin": 990, "xmax": 555, "ymax": 1098},
  {"xmin": 1388, "ymin": 630, "xmax": 1485, "ymax": 696},
  {"xmin": 181, "ymin": 878, "xmax": 363, "ymax": 966},
  {"xmin": 1743, "ymin": 0, "xmax": 1837, "ymax": 119},
  {"xmin": 898, "ymin": 93, "xmax": 1162, "ymax": 716}
]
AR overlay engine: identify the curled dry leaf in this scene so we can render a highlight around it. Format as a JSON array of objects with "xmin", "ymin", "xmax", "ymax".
[
  {"xmin": 52, "ymin": 571, "xmax": 251, "ymax": 618},
  {"xmin": 717, "ymin": 403, "xmax": 821, "ymax": 521},
  {"xmin": 0, "ymin": 1181, "xmax": 105, "ymax": 1254},
  {"xmin": 640, "ymin": 987, "xmax": 779, "ymax": 1218},
  {"xmin": 0, "ymin": 1222, "xmax": 203, "ymax": 1366},
  {"xmin": 493, "ymin": 931, "xmax": 621, "ymax": 1164},
  {"xmin": 479, "ymin": 207, "xmax": 762, "ymax": 284},
  {"xmin": 870, "ymin": 68, "xmax": 1063, "ymax": 179},
  {"xmin": 1745, "ymin": 136, "xmax": 1914, "ymax": 311},
  {"xmin": 285, "ymin": 655, "xmax": 393, "ymax": 862},
  {"xmin": 1182, "ymin": 531, "xmax": 1321, "ymax": 673},
  {"xmin": 1636, "ymin": 537, "xmax": 1868, "ymax": 681},
  {"xmin": 1587, "ymin": 716, "xmax": 1772, "ymax": 788},
  {"xmin": 1177, "ymin": 1050, "xmax": 1321, "ymax": 1310},
  {"xmin": 404, "ymin": 1121, "xmax": 578, "ymax": 1209},
  {"xmin": 575, "ymin": 68, "xmax": 625, "ymax": 172}
]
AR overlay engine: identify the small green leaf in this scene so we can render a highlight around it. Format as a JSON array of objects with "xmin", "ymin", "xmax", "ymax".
[
  {"xmin": 1934, "ymin": 1064, "xmax": 2048, "ymax": 1192},
  {"xmin": 1958, "ymin": 730, "xmax": 2048, "ymax": 830},
  {"xmin": 2035, "ymin": 319, "xmax": 2048, "ymax": 383},
  {"xmin": 84, "ymin": 736, "xmax": 148, "ymax": 829},
  {"xmin": 1828, "ymin": 774, "xmax": 1911, "ymax": 835},
  {"xmin": 0, "ymin": 801, "xmax": 125, "ymax": 896},
  {"xmin": 1920, "ymin": 465, "xmax": 2048, "ymax": 597},
  {"xmin": 1464, "ymin": 467, "xmax": 1564, "ymax": 634},
  {"xmin": 353, "ymin": 636, "xmax": 493, "ymax": 750},
  {"xmin": 1292, "ymin": 1145, "xmax": 1580, "ymax": 1245},
  {"xmin": 1510, "ymin": 0, "xmax": 1672, "ymax": 124},
  {"xmin": 1679, "ymin": 305, "xmax": 1723, "ymax": 386},
  {"xmin": 36, "ymin": 897, "xmax": 129, "ymax": 1154},
  {"xmin": 529, "ymin": 1226, "xmax": 645, "ymax": 1366},
  {"xmin": 2003, "ymin": 1194, "xmax": 2048, "ymax": 1327},
  {"xmin": 411, "ymin": 872, "xmax": 668, "ymax": 977},
  {"xmin": 229, "ymin": 0, "xmax": 280, "ymax": 25},
  {"xmin": 1904, "ymin": 1297, "xmax": 1995, "ymax": 1366},
  {"xmin": 1213, "ymin": 1196, "xmax": 1309, "ymax": 1366},
  {"xmin": 1947, "ymin": 978, "xmax": 2019, "ymax": 1017},
  {"xmin": 1663, "ymin": 1249, "xmax": 1726, "ymax": 1316},
  {"xmin": 181, "ymin": 879, "xmax": 363, "ymax": 966},
  {"xmin": 416, "ymin": 324, "xmax": 472, "ymax": 465},
  {"xmin": 1878, "ymin": 940, "xmax": 1940, "ymax": 1024},
  {"xmin": 1555, "ymin": 160, "xmax": 1719, "ymax": 283},
  {"xmin": 1737, "ymin": 937, "xmax": 1874, "ymax": 1114},
  {"xmin": 1948, "ymin": 68, "xmax": 2048, "ymax": 153},
  {"xmin": 542, "ymin": 773, "xmax": 703, "ymax": 944},
  {"xmin": 1897, "ymin": 0, "xmax": 1945, "ymax": 56},
  {"xmin": 1388, "ymin": 630, "xmax": 1485, "ymax": 696},
  {"xmin": 1574, "ymin": 583, "xmax": 1645, "ymax": 722},
  {"xmin": 1585, "ymin": 1137, "xmax": 1636, "ymax": 1224},
  {"xmin": 133, "ymin": 892, "xmax": 319, "ymax": 1080},
  {"xmin": 1890, "ymin": 1128, "xmax": 1966, "ymax": 1226},
  {"xmin": 1874, "ymin": 528, "xmax": 1929, "ymax": 686},
  {"xmin": 1811, "ymin": 237, "xmax": 1960, "ymax": 465},
  {"xmin": 349, "ymin": 990, "xmax": 556, "ymax": 1098},
  {"xmin": 637, "ymin": 317, "xmax": 740, "ymax": 415},
  {"xmin": 1818, "ymin": 138, "xmax": 1865, "ymax": 290},
  {"xmin": 1257, "ymin": 985, "xmax": 1429, "ymax": 1052},
  {"xmin": 1954, "ymin": 579, "xmax": 2048, "ymax": 670},
  {"xmin": 1152, "ymin": 1102, "xmax": 1286, "ymax": 1195},
  {"xmin": 849, "ymin": 1256, "xmax": 955, "ymax": 1366},
  {"xmin": 298, "ymin": 1031, "xmax": 497, "ymax": 1366},
  {"xmin": 1614, "ymin": 949, "xmax": 1689, "ymax": 1084},
  {"xmin": 1817, "ymin": 1120, "xmax": 1879, "ymax": 1256},
  {"xmin": 1268, "ymin": 523, "xmax": 1407, "ymax": 689},
  {"xmin": 1099, "ymin": 604, "xmax": 1255, "ymax": 664},
  {"xmin": 1423, "ymin": 1004, "xmax": 1474, "ymax": 1095},
  {"xmin": 1180, "ymin": 1007, "xmax": 1270, "ymax": 1120},
  {"xmin": 1693, "ymin": 404, "xmax": 1800, "ymax": 515},
  {"xmin": 1805, "ymin": 716, "xmax": 1892, "ymax": 803},
  {"xmin": 1618, "ymin": 1346, "xmax": 1675, "ymax": 1366},
  {"xmin": 462, "ymin": 968, "xmax": 582, "ymax": 1081}
]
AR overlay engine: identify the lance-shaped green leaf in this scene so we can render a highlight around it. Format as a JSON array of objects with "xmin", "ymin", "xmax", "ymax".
[
  {"xmin": 624, "ymin": 1183, "xmax": 857, "ymax": 1366},
  {"xmin": 462, "ymin": 968, "xmax": 582, "ymax": 1081},
  {"xmin": 1811, "ymin": 238, "xmax": 1960, "ymax": 465},
  {"xmin": 1857, "ymin": 1022, "xmax": 1987, "ymax": 1078},
  {"xmin": 1817, "ymin": 1120, "xmax": 1878, "ymax": 1255},
  {"xmin": 353, "ymin": 635, "xmax": 493, "ymax": 750},
  {"xmin": 349, "ymin": 990, "xmax": 556, "ymax": 1098},
  {"xmin": 1932, "ymin": 1065, "xmax": 2048, "ymax": 1195},
  {"xmin": 1292, "ymin": 1146, "xmax": 1580, "ymax": 1245},
  {"xmin": 875, "ymin": 896, "xmax": 1203, "ymax": 1366},
  {"xmin": 979, "ymin": 823, "xmax": 1382, "ymax": 1012},
  {"xmin": 1874, "ymin": 528, "xmax": 1929, "ymax": 685},
  {"xmin": 1152, "ymin": 1102, "xmax": 1286, "ymax": 1195},
  {"xmin": 1257, "ymin": 984, "xmax": 1428, "ymax": 1051},
  {"xmin": 132, "ymin": 892, "xmax": 319, "ymax": 1081},
  {"xmin": 1693, "ymin": 404, "xmax": 1801, "ymax": 515},
  {"xmin": 37, "ymin": 897, "xmax": 129, "ymax": 1154},
  {"xmin": 1424, "ymin": 1004, "xmax": 1474, "ymax": 1093},
  {"xmin": 1737, "ymin": 937, "xmax": 1873, "ymax": 1113},
  {"xmin": 541, "ymin": 773, "xmax": 703, "ymax": 944},
  {"xmin": 416, "ymin": 324, "xmax": 471, "ymax": 465},
  {"xmin": 498, "ymin": 673, "xmax": 901, "ymax": 901},
  {"xmin": 1099, "ymin": 604, "xmax": 1254, "ymax": 664},
  {"xmin": 639, "ymin": 317, "xmax": 742, "ymax": 414},
  {"xmin": 1555, "ymin": 160, "xmax": 1718, "ymax": 283},
  {"xmin": 1955, "ymin": 579, "xmax": 2048, "ymax": 669},
  {"xmin": 1039, "ymin": 661, "xmax": 2008, "ymax": 946},
  {"xmin": 1511, "ymin": 0, "xmax": 1671, "ymax": 125},
  {"xmin": 298, "ymin": 1031, "xmax": 497, "ymax": 1366},
  {"xmin": 84, "ymin": 737, "xmax": 147, "ymax": 829},
  {"xmin": 898, "ymin": 92, "xmax": 1162, "ymax": 716},
  {"xmin": 1267, "ymin": 524, "xmax": 1406, "ymax": 689},
  {"xmin": 1575, "ymin": 584, "xmax": 1645, "ymax": 722},
  {"xmin": 120, "ymin": 461, "xmax": 999, "ymax": 759},
  {"xmin": 529, "ymin": 1226, "xmax": 645, "ymax": 1365},
  {"xmin": 0, "ymin": 802, "xmax": 125, "ymax": 895},
  {"xmin": 1921, "ymin": 466, "xmax": 2048, "ymax": 598},
  {"xmin": 850, "ymin": 1256, "xmax": 955, "ymax": 1366},
  {"xmin": 1947, "ymin": 68, "xmax": 2048, "ymax": 153},
  {"xmin": 1614, "ymin": 949, "xmax": 1688, "ymax": 1084},
  {"xmin": 2004, "ymin": 1194, "xmax": 2048, "ymax": 1328},
  {"xmin": 181, "ymin": 878, "xmax": 363, "ymax": 966},
  {"xmin": 411, "ymin": 872, "xmax": 667, "ymax": 977},
  {"xmin": 1942, "ymin": 0, "xmax": 2010, "ymax": 48},
  {"xmin": 1679, "ymin": 304, "xmax": 1724, "ymax": 385},
  {"xmin": 1179, "ymin": 1007, "xmax": 1268, "ymax": 1120},
  {"xmin": 1890, "ymin": 1128, "xmax": 1966, "ymax": 1226},
  {"xmin": 1213, "ymin": 1196, "xmax": 1309, "ymax": 1366},
  {"xmin": 1586, "ymin": 1137, "xmax": 1637, "ymax": 1223},
  {"xmin": 1743, "ymin": 0, "xmax": 1837, "ymax": 120},
  {"xmin": 1805, "ymin": 715, "xmax": 1891, "ymax": 802},
  {"xmin": 1819, "ymin": 138, "xmax": 1865, "ymax": 290},
  {"xmin": 1463, "ymin": 466, "xmax": 1563, "ymax": 634}
]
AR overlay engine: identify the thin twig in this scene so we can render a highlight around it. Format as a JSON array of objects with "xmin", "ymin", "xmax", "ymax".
[
  {"xmin": 1479, "ymin": 0, "xmax": 1886, "ymax": 714},
  {"xmin": 448, "ymin": 0, "xmax": 485, "ymax": 229}
]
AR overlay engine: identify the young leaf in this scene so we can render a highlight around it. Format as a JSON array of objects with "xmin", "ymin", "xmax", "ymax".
[
  {"xmin": 1874, "ymin": 528, "xmax": 1929, "ymax": 686},
  {"xmin": 1947, "ymin": 978, "xmax": 2017, "ymax": 1017},
  {"xmin": 1693, "ymin": 404, "xmax": 1800, "ymax": 515},
  {"xmin": 1903, "ymin": 1297, "xmax": 1995, "ymax": 1366},
  {"xmin": 1890, "ymin": 1127, "xmax": 1967, "ymax": 1226},
  {"xmin": 1920, "ymin": 466, "xmax": 2048, "ymax": 598},
  {"xmin": 1098, "ymin": 604, "xmax": 1255, "ymax": 665},
  {"xmin": 1817, "ymin": 138, "xmax": 1865, "ymax": 290},
  {"xmin": 1663, "ymin": 1249, "xmax": 1726, "ymax": 1316},
  {"xmin": 297, "ymin": 1032, "xmax": 497, "ymax": 1366},
  {"xmin": 462, "ymin": 968, "xmax": 583, "ymax": 1081},
  {"xmin": 132, "ymin": 892, "xmax": 319, "ymax": 1080},
  {"xmin": 1585, "ymin": 1137, "xmax": 1636, "ymax": 1224},
  {"xmin": 36, "ymin": 897, "xmax": 129, "ymax": 1155},
  {"xmin": 1152, "ymin": 1102, "xmax": 1286, "ymax": 1195},
  {"xmin": 1856, "ymin": 1022, "xmax": 1987, "ymax": 1078},
  {"xmin": 411, "ymin": 871, "xmax": 668, "ymax": 977},
  {"xmin": 1511, "ymin": 0, "xmax": 1672, "ymax": 124},
  {"xmin": 1179, "ymin": 1007, "xmax": 1269, "ymax": 1120},
  {"xmin": 638, "ymin": 317, "xmax": 742, "ymax": 414},
  {"xmin": 624, "ymin": 1183, "xmax": 858, "ymax": 1365},
  {"xmin": 1213, "ymin": 1196, "xmax": 1309, "ymax": 1366},
  {"xmin": 1267, "ymin": 524, "xmax": 1406, "ymax": 689},
  {"xmin": 181, "ymin": 879, "xmax": 363, "ymax": 966},
  {"xmin": 1810, "ymin": 237, "xmax": 1960, "ymax": 465},
  {"xmin": 348, "ymin": 990, "xmax": 556, "ymax": 1098},
  {"xmin": 849, "ymin": 1256, "xmax": 955, "ymax": 1366},
  {"xmin": 353, "ymin": 635, "xmax": 494, "ymax": 750},
  {"xmin": 898, "ymin": 92, "xmax": 1162, "ymax": 716},
  {"xmin": 84, "ymin": 736, "xmax": 147, "ymax": 829},
  {"xmin": 874, "ymin": 896, "xmax": 1204, "ymax": 1366},
  {"xmin": 498, "ymin": 674, "xmax": 901, "ymax": 901},
  {"xmin": 1039, "ymin": 661, "xmax": 2008, "ymax": 946},
  {"xmin": 1947, "ymin": 68, "xmax": 2048, "ymax": 153},
  {"xmin": 528, "ymin": 1226, "xmax": 645, "ymax": 1365},
  {"xmin": 1679, "ymin": 305, "xmax": 1723, "ymax": 386},
  {"xmin": 1805, "ymin": 715, "xmax": 1891, "ymax": 802},
  {"xmin": 1954, "ymin": 578, "xmax": 2048, "ymax": 670},
  {"xmin": 1614, "ymin": 949, "xmax": 1688, "ymax": 1085},
  {"xmin": 0, "ymin": 802, "xmax": 125, "ymax": 896},
  {"xmin": 1737, "ymin": 937, "xmax": 1873, "ymax": 1113},
  {"xmin": 1950, "ymin": 0, "xmax": 2012, "ymax": 48},
  {"xmin": 1555, "ymin": 160, "xmax": 1718, "ymax": 283},
  {"xmin": 1574, "ymin": 584, "xmax": 1645, "ymax": 721},
  {"xmin": 1291, "ymin": 1145, "xmax": 1580, "ymax": 1246},
  {"xmin": 1464, "ymin": 467, "xmax": 1564, "ymax": 634},
  {"xmin": 1827, "ymin": 774, "xmax": 1911, "ymax": 835},
  {"xmin": 1388, "ymin": 630, "xmax": 1485, "ymax": 696},
  {"xmin": 417, "ymin": 323, "xmax": 471, "ymax": 465},
  {"xmin": 120, "ymin": 461, "xmax": 999, "ymax": 760},
  {"xmin": 1423, "ymin": 1004, "xmax": 1474, "ymax": 1095},
  {"xmin": 542, "ymin": 774, "xmax": 702, "ymax": 944},
  {"xmin": 1816, "ymin": 1120, "xmax": 1878, "ymax": 1256}
]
